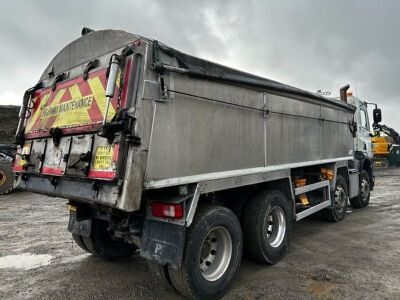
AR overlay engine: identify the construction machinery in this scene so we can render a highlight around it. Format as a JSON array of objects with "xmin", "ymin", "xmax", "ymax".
[
  {"xmin": 371, "ymin": 123, "xmax": 400, "ymax": 167},
  {"xmin": 0, "ymin": 144, "xmax": 15, "ymax": 194},
  {"xmin": 13, "ymin": 28, "xmax": 376, "ymax": 299}
]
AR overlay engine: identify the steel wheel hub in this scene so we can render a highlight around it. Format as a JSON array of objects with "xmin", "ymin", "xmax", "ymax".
[
  {"xmin": 361, "ymin": 178, "xmax": 370, "ymax": 201},
  {"xmin": 264, "ymin": 206, "xmax": 286, "ymax": 248},
  {"xmin": 199, "ymin": 226, "xmax": 232, "ymax": 281},
  {"xmin": 334, "ymin": 186, "xmax": 347, "ymax": 213}
]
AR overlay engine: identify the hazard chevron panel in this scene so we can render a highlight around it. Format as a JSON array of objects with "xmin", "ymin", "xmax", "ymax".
[{"xmin": 24, "ymin": 59, "xmax": 132, "ymax": 139}]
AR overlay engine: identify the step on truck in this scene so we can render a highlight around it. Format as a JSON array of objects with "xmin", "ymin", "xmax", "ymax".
[{"xmin": 13, "ymin": 28, "xmax": 375, "ymax": 299}]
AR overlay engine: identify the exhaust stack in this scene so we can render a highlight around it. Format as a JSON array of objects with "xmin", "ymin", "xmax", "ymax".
[{"xmin": 340, "ymin": 84, "xmax": 350, "ymax": 102}]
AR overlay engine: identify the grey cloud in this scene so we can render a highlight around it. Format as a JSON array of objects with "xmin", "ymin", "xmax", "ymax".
[{"xmin": 0, "ymin": 0, "xmax": 399, "ymax": 129}]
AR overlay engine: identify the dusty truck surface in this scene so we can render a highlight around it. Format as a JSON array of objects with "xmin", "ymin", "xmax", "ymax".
[{"xmin": 13, "ymin": 29, "xmax": 374, "ymax": 299}]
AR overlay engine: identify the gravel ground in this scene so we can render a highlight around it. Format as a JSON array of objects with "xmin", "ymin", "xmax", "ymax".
[{"xmin": 0, "ymin": 168, "xmax": 399, "ymax": 299}]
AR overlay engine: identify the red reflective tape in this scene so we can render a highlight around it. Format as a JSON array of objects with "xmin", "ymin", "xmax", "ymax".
[
  {"xmin": 97, "ymin": 71, "xmax": 107, "ymax": 91},
  {"xmin": 112, "ymin": 144, "xmax": 119, "ymax": 161},
  {"xmin": 59, "ymin": 88, "xmax": 72, "ymax": 103},
  {"xmin": 87, "ymin": 170, "xmax": 115, "ymax": 179},
  {"xmin": 42, "ymin": 167, "xmax": 64, "ymax": 175},
  {"xmin": 86, "ymin": 95, "xmax": 103, "ymax": 122},
  {"xmin": 13, "ymin": 164, "xmax": 23, "ymax": 172},
  {"xmin": 43, "ymin": 115, "xmax": 57, "ymax": 130},
  {"xmin": 77, "ymin": 79, "xmax": 92, "ymax": 96}
]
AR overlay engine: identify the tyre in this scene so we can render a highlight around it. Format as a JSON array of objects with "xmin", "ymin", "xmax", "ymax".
[
  {"xmin": 72, "ymin": 234, "xmax": 92, "ymax": 253},
  {"xmin": 82, "ymin": 219, "xmax": 136, "ymax": 261},
  {"xmin": 322, "ymin": 175, "xmax": 348, "ymax": 222},
  {"xmin": 168, "ymin": 205, "xmax": 242, "ymax": 299},
  {"xmin": 350, "ymin": 170, "xmax": 371, "ymax": 208},
  {"xmin": 0, "ymin": 158, "xmax": 14, "ymax": 195},
  {"xmin": 148, "ymin": 261, "xmax": 175, "ymax": 292},
  {"xmin": 243, "ymin": 190, "xmax": 293, "ymax": 264}
]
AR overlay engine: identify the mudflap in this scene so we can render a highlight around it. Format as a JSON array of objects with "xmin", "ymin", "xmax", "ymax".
[
  {"xmin": 140, "ymin": 218, "xmax": 186, "ymax": 269},
  {"xmin": 67, "ymin": 210, "xmax": 92, "ymax": 238}
]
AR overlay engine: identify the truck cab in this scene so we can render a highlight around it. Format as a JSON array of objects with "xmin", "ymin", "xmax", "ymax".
[{"xmin": 347, "ymin": 94, "xmax": 373, "ymax": 158}]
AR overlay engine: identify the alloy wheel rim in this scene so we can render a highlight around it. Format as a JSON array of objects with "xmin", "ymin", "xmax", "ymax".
[
  {"xmin": 334, "ymin": 186, "xmax": 347, "ymax": 213},
  {"xmin": 361, "ymin": 178, "xmax": 370, "ymax": 202}
]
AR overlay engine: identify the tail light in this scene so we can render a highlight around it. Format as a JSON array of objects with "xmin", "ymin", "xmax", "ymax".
[{"xmin": 151, "ymin": 202, "xmax": 183, "ymax": 219}]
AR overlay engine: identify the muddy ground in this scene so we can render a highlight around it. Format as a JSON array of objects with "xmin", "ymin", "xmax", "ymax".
[{"xmin": 0, "ymin": 168, "xmax": 399, "ymax": 299}]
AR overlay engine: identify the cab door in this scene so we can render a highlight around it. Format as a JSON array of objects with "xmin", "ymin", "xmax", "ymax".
[{"xmin": 358, "ymin": 104, "xmax": 373, "ymax": 158}]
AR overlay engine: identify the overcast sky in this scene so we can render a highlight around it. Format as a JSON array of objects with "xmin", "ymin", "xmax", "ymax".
[{"xmin": 0, "ymin": 0, "xmax": 399, "ymax": 129}]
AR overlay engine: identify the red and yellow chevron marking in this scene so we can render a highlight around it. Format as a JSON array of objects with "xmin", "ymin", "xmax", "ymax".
[{"xmin": 24, "ymin": 67, "xmax": 122, "ymax": 138}]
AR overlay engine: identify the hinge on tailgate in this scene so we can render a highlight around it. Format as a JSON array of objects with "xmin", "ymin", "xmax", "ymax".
[
  {"xmin": 98, "ymin": 109, "xmax": 140, "ymax": 145},
  {"xmin": 49, "ymin": 127, "xmax": 62, "ymax": 147},
  {"xmin": 52, "ymin": 73, "xmax": 67, "ymax": 91},
  {"xmin": 83, "ymin": 59, "xmax": 99, "ymax": 80},
  {"xmin": 68, "ymin": 151, "xmax": 92, "ymax": 169}
]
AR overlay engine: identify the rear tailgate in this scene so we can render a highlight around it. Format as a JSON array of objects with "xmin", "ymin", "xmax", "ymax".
[{"xmin": 14, "ymin": 57, "xmax": 133, "ymax": 181}]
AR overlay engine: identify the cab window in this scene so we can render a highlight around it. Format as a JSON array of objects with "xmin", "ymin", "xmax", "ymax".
[{"xmin": 360, "ymin": 108, "xmax": 369, "ymax": 130}]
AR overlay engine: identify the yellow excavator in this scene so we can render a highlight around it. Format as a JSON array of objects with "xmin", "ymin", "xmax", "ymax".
[{"xmin": 371, "ymin": 123, "xmax": 400, "ymax": 168}]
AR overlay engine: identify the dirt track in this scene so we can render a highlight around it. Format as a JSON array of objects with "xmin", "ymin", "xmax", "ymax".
[{"xmin": 1, "ymin": 168, "xmax": 399, "ymax": 299}]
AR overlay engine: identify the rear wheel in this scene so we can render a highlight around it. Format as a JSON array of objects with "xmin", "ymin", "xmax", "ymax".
[
  {"xmin": 350, "ymin": 170, "xmax": 371, "ymax": 208},
  {"xmin": 148, "ymin": 261, "xmax": 175, "ymax": 292},
  {"xmin": 0, "ymin": 158, "xmax": 14, "ymax": 195},
  {"xmin": 243, "ymin": 190, "xmax": 293, "ymax": 264},
  {"xmin": 81, "ymin": 219, "xmax": 136, "ymax": 261},
  {"xmin": 323, "ymin": 175, "xmax": 348, "ymax": 222},
  {"xmin": 72, "ymin": 234, "xmax": 91, "ymax": 253},
  {"xmin": 168, "ymin": 205, "xmax": 242, "ymax": 299}
]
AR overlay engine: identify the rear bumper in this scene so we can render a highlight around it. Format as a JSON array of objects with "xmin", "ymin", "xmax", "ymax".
[{"xmin": 16, "ymin": 174, "xmax": 120, "ymax": 209}]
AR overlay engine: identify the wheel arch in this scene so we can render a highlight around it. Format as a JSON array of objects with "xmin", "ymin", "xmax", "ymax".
[
  {"xmin": 355, "ymin": 151, "xmax": 374, "ymax": 189},
  {"xmin": 362, "ymin": 158, "xmax": 374, "ymax": 189},
  {"xmin": 336, "ymin": 166, "xmax": 350, "ymax": 188}
]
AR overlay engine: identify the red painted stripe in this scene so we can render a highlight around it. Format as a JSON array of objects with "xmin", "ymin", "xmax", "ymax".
[
  {"xmin": 77, "ymin": 79, "xmax": 92, "ymax": 96},
  {"xmin": 59, "ymin": 88, "xmax": 72, "ymax": 103},
  {"xmin": 87, "ymin": 95, "xmax": 103, "ymax": 122}
]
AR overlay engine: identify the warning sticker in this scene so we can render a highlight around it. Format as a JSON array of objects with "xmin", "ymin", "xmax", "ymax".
[
  {"xmin": 19, "ymin": 144, "xmax": 31, "ymax": 166},
  {"xmin": 13, "ymin": 143, "xmax": 31, "ymax": 172},
  {"xmin": 93, "ymin": 146, "xmax": 114, "ymax": 170}
]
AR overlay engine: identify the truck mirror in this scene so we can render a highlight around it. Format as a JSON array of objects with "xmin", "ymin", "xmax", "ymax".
[{"xmin": 373, "ymin": 108, "xmax": 382, "ymax": 124}]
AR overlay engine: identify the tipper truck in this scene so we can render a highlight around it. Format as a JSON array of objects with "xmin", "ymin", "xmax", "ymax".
[{"xmin": 13, "ymin": 28, "xmax": 376, "ymax": 299}]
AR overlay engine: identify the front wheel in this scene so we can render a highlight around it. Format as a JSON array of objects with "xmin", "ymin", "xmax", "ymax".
[
  {"xmin": 350, "ymin": 170, "xmax": 371, "ymax": 208},
  {"xmin": 168, "ymin": 205, "xmax": 242, "ymax": 299},
  {"xmin": 323, "ymin": 175, "xmax": 348, "ymax": 222}
]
